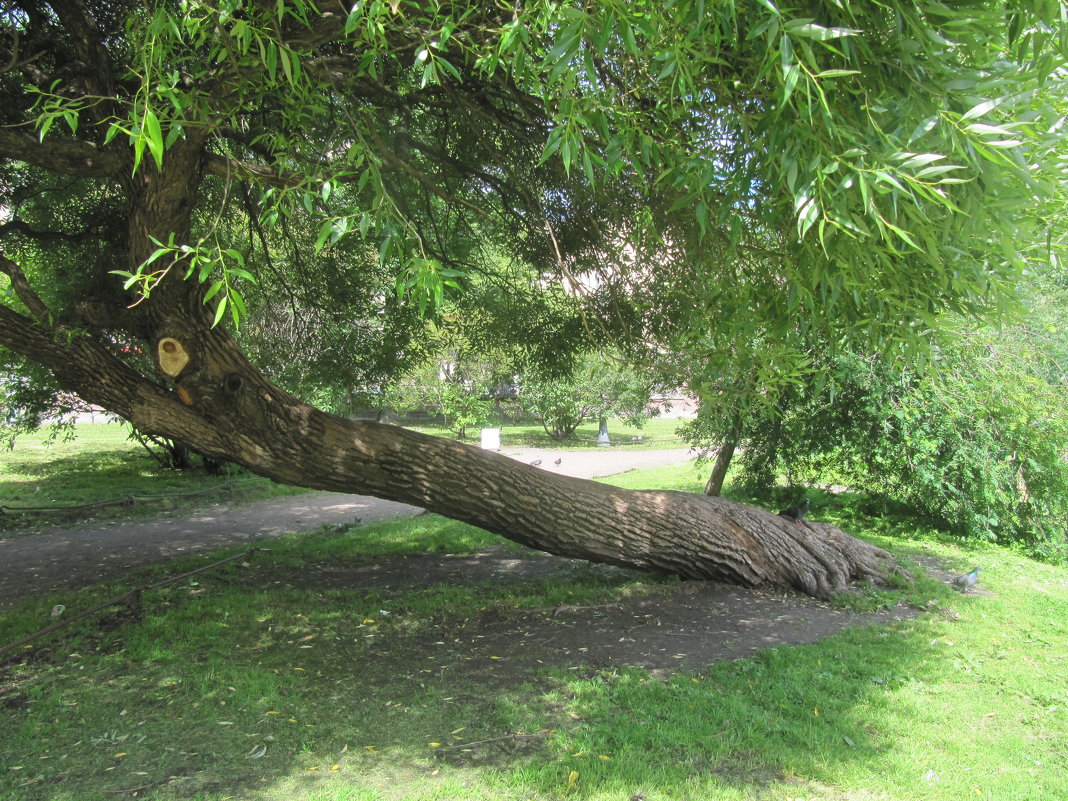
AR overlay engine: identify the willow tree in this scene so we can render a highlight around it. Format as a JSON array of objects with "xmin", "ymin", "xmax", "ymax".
[{"xmin": 1, "ymin": 1, "xmax": 1063, "ymax": 597}]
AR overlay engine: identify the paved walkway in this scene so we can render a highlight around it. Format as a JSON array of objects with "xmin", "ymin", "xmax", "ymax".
[{"xmin": 0, "ymin": 447, "xmax": 697, "ymax": 610}]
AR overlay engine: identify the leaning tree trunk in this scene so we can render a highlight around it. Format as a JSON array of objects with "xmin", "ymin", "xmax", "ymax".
[
  {"xmin": 0, "ymin": 134, "xmax": 894, "ymax": 601},
  {"xmin": 0, "ymin": 297, "xmax": 893, "ymax": 599},
  {"xmin": 704, "ymin": 407, "xmax": 744, "ymax": 497}
]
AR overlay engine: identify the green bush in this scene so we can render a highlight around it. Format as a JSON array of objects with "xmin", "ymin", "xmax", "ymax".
[
  {"xmin": 850, "ymin": 334, "xmax": 1068, "ymax": 559},
  {"xmin": 684, "ymin": 323, "xmax": 1068, "ymax": 562}
]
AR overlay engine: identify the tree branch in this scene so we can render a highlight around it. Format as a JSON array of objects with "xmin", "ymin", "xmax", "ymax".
[
  {"xmin": 0, "ymin": 301, "xmax": 231, "ymax": 455},
  {"xmin": 0, "ymin": 251, "xmax": 55, "ymax": 325},
  {"xmin": 47, "ymin": 0, "xmax": 116, "ymax": 113},
  {"xmin": 202, "ymin": 151, "xmax": 305, "ymax": 189},
  {"xmin": 0, "ymin": 127, "xmax": 124, "ymax": 177},
  {"xmin": 0, "ymin": 218, "xmax": 105, "ymax": 244},
  {"xmin": 372, "ymin": 137, "xmax": 494, "ymax": 222},
  {"xmin": 0, "ymin": 18, "xmax": 46, "ymax": 75}
]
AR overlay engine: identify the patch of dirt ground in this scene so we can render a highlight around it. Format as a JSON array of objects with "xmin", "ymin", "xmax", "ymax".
[
  {"xmin": 0, "ymin": 447, "xmax": 697, "ymax": 611},
  {"xmin": 238, "ymin": 543, "xmax": 921, "ymax": 681}
]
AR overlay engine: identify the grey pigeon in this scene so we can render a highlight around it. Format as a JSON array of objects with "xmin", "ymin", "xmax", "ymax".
[
  {"xmin": 778, "ymin": 498, "xmax": 810, "ymax": 524},
  {"xmin": 529, "ymin": 459, "xmax": 542, "ymax": 467},
  {"xmin": 952, "ymin": 567, "xmax": 981, "ymax": 593}
]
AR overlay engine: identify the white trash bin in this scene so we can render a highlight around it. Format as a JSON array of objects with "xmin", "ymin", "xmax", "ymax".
[{"xmin": 480, "ymin": 427, "xmax": 501, "ymax": 451}]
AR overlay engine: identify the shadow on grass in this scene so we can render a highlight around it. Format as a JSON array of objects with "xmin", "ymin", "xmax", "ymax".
[
  {"xmin": 0, "ymin": 447, "xmax": 297, "ymax": 534},
  {"xmin": 1, "ymin": 514, "xmax": 1064, "ymax": 801},
  {"xmin": 0, "ymin": 522, "xmax": 931, "ymax": 801},
  {"xmin": 0, "ymin": 609, "xmax": 939, "ymax": 801}
]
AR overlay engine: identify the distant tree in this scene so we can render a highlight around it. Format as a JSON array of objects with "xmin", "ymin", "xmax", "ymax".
[
  {"xmin": 433, "ymin": 381, "xmax": 492, "ymax": 440},
  {"xmin": 386, "ymin": 359, "xmax": 495, "ymax": 439},
  {"xmin": 520, "ymin": 353, "xmax": 655, "ymax": 440}
]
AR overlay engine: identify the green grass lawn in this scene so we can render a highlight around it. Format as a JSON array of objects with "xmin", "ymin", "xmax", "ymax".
[
  {"xmin": 1, "ymin": 462, "xmax": 1065, "ymax": 800},
  {"xmin": 414, "ymin": 415, "xmax": 687, "ymax": 450},
  {"xmin": 0, "ymin": 423, "xmax": 304, "ymax": 531}
]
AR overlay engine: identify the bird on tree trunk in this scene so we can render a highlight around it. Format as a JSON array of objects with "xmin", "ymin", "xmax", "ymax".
[{"xmin": 778, "ymin": 498, "xmax": 810, "ymax": 524}]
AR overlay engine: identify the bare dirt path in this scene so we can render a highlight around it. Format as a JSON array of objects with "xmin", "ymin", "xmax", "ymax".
[{"xmin": 0, "ymin": 448, "xmax": 698, "ymax": 610}]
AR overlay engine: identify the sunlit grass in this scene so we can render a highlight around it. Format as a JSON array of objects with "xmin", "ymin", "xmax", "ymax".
[
  {"xmin": 415, "ymin": 415, "xmax": 687, "ymax": 449},
  {"xmin": 1, "ymin": 464, "xmax": 1065, "ymax": 800},
  {"xmin": 596, "ymin": 459, "xmax": 708, "ymax": 492},
  {"xmin": 0, "ymin": 423, "xmax": 302, "ymax": 531}
]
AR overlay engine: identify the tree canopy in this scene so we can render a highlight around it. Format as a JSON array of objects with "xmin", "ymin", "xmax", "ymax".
[{"xmin": 3, "ymin": 1, "xmax": 1064, "ymax": 380}]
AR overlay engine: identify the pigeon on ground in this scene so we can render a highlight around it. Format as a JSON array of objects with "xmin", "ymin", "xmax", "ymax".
[
  {"xmin": 778, "ymin": 498, "xmax": 810, "ymax": 524},
  {"xmin": 952, "ymin": 567, "xmax": 981, "ymax": 593},
  {"xmin": 529, "ymin": 459, "xmax": 542, "ymax": 467},
  {"xmin": 554, "ymin": 457, "xmax": 562, "ymax": 467}
]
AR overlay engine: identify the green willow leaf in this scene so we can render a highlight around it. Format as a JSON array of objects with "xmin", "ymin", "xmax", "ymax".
[
  {"xmin": 143, "ymin": 108, "xmax": 164, "ymax": 170},
  {"xmin": 212, "ymin": 296, "xmax": 228, "ymax": 327}
]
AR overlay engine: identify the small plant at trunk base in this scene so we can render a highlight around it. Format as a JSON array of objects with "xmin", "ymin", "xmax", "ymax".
[{"xmin": 126, "ymin": 427, "xmax": 232, "ymax": 474}]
